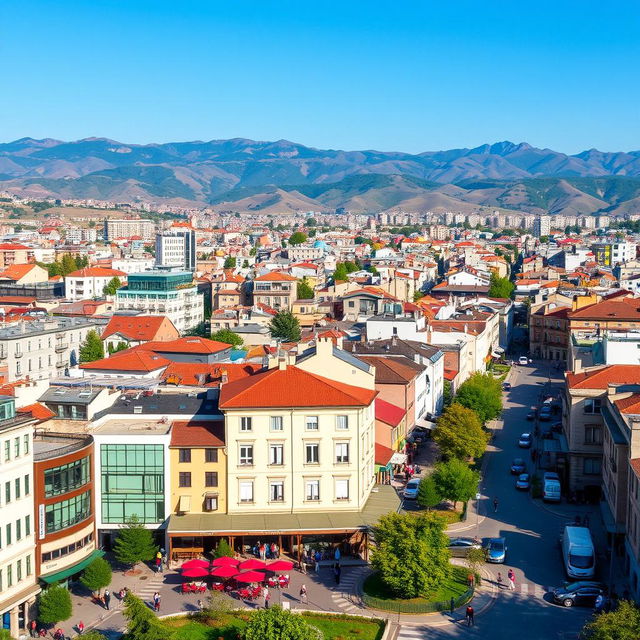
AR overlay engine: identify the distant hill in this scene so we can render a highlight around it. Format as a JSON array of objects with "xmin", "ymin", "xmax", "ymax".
[{"xmin": 1, "ymin": 137, "xmax": 640, "ymax": 215}]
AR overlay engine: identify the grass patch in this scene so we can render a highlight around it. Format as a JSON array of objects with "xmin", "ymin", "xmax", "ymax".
[
  {"xmin": 164, "ymin": 612, "xmax": 384, "ymax": 640},
  {"xmin": 432, "ymin": 507, "xmax": 464, "ymax": 524}
]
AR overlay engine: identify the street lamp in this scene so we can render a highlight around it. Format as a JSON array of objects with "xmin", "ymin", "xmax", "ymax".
[{"xmin": 475, "ymin": 492, "xmax": 481, "ymax": 539}]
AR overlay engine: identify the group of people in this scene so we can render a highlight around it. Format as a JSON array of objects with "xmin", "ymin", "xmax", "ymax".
[
  {"xmin": 495, "ymin": 569, "xmax": 517, "ymax": 591},
  {"xmin": 252, "ymin": 541, "xmax": 280, "ymax": 560},
  {"xmin": 154, "ymin": 550, "xmax": 167, "ymax": 573}
]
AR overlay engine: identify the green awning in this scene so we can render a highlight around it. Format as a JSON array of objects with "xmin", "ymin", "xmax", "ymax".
[{"xmin": 40, "ymin": 549, "xmax": 105, "ymax": 584}]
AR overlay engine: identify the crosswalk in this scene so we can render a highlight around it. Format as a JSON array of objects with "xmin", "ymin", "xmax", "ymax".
[
  {"xmin": 496, "ymin": 581, "xmax": 549, "ymax": 601},
  {"xmin": 328, "ymin": 566, "xmax": 369, "ymax": 615},
  {"xmin": 134, "ymin": 570, "xmax": 166, "ymax": 607},
  {"xmin": 397, "ymin": 625, "xmax": 430, "ymax": 639}
]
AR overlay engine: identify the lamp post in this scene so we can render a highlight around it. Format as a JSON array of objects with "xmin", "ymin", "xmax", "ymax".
[{"xmin": 475, "ymin": 492, "xmax": 481, "ymax": 539}]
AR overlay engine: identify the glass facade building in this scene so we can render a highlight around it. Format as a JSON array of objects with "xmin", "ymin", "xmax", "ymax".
[
  {"xmin": 45, "ymin": 490, "xmax": 91, "ymax": 533},
  {"xmin": 100, "ymin": 444, "xmax": 165, "ymax": 524},
  {"xmin": 44, "ymin": 456, "xmax": 90, "ymax": 497}
]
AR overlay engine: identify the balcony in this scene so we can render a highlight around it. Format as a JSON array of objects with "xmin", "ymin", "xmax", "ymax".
[
  {"xmin": 55, "ymin": 343, "xmax": 69, "ymax": 353},
  {"xmin": 0, "ymin": 351, "xmax": 6, "ymax": 360},
  {"xmin": 14, "ymin": 352, "xmax": 23, "ymax": 359}
]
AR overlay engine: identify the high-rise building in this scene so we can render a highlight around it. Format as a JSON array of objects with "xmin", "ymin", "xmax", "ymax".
[
  {"xmin": 103, "ymin": 219, "xmax": 155, "ymax": 242},
  {"xmin": 533, "ymin": 215, "xmax": 551, "ymax": 238},
  {"xmin": 155, "ymin": 229, "xmax": 196, "ymax": 271}
]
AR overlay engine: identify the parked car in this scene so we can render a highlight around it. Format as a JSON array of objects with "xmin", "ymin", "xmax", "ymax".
[
  {"xmin": 519, "ymin": 356, "xmax": 529, "ymax": 365},
  {"xmin": 551, "ymin": 422, "xmax": 563, "ymax": 433},
  {"xmin": 447, "ymin": 537, "xmax": 482, "ymax": 558},
  {"xmin": 485, "ymin": 537, "xmax": 507, "ymax": 563},
  {"xmin": 539, "ymin": 407, "xmax": 552, "ymax": 422},
  {"xmin": 511, "ymin": 458, "xmax": 526, "ymax": 475},
  {"xmin": 403, "ymin": 478, "xmax": 421, "ymax": 499},
  {"xmin": 544, "ymin": 472, "xmax": 560, "ymax": 481},
  {"xmin": 518, "ymin": 433, "xmax": 532, "ymax": 448},
  {"xmin": 502, "ymin": 382, "xmax": 512, "ymax": 391},
  {"xmin": 551, "ymin": 582, "xmax": 605, "ymax": 607},
  {"xmin": 515, "ymin": 473, "xmax": 530, "ymax": 490}
]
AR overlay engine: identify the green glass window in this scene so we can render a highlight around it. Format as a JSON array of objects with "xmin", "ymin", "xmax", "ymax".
[
  {"xmin": 44, "ymin": 490, "xmax": 91, "ymax": 533},
  {"xmin": 44, "ymin": 456, "xmax": 90, "ymax": 497},
  {"xmin": 26, "ymin": 555, "xmax": 31, "ymax": 576},
  {"xmin": 25, "ymin": 515, "xmax": 30, "ymax": 537},
  {"xmin": 24, "ymin": 474, "xmax": 30, "ymax": 496},
  {"xmin": 14, "ymin": 478, "xmax": 20, "ymax": 499},
  {"xmin": 23, "ymin": 434, "xmax": 29, "ymax": 455}
]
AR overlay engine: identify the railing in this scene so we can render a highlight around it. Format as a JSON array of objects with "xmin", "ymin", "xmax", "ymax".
[
  {"xmin": 0, "ymin": 413, "xmax": 36, "ymax": 431},
  {"xmin": 33, "ymin": 431, "xmax": 93, "ymax": 461},
  {"xmin": 55, "ymin": 343, "xmax": 69, "ymax": 352},
  {"xmin": 361, "ymin": 585, "xmax": 474, "ymax": 614}
]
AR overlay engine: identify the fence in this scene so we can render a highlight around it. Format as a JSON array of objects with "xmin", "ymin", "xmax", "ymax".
[{"xmin": 361, "ymin": 584, "xmax": 474, "ymax": 614}]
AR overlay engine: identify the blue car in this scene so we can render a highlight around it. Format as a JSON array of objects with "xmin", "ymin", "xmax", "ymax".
[
  {"xmin": 516, "ymin": 473, "xmax": 530, "ymax": 490},
  {"xmin": 485, "ymin": 537, "xmax": 507, "ymax": 564}
]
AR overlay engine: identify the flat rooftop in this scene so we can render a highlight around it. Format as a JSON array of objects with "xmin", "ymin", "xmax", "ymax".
[
  {"xmin": 0, "ymin": 316, "xmax": 105, "ymax": 340},
  {"xmin": 89, "ymin": 418, "xmax": 174, "ymax": 436}
]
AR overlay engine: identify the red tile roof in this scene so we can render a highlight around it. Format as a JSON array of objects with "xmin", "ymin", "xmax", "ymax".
[
  {"xmin": 566, "ymin": 365, "xmax": 640, "ymax": 389},
  {"xmin": 630, "ymin": 458, "xmax": 640, "ymax": 478},
  {"xmin": 143, "ymin": 337, "xmax": 231, "ymax": 355},
  {"xmin": 0, "ymin": 244, "xmax": 30, "ymax": 250},
  {"xmin": 375, "ymin": 443, "xmax": 394, "ymax": 466},
  {"xmin": 615, "ymin": 394, "xmax": 640, "ymax": 414},
  {"xmin": 66, "ymin": 267, "xmax": 127, "ymax": 278},
  {"xmin": 0, "ymin": 296, "xmax": 36, "ymax": 305},
  {"xmin": 170, "ymin": 421, "xmax": 225, "ymax": 447},
  {"xmin": 375, "ymin": 398, "xmax": 406, "ymax": 427},
  {"xmin": 359, "ymin": 355, "xmax": 422, "ymax": 384},
  {"xmin": 80, "ymin": 350, "xmax": 171, "ymax": 372},
  {"xmin": 254, "ymin": 271, "xmax": 297, "ymax": 282},
  {"xmin": 0, "ymin": 264, "xmax": 40, "ymax": 281},
  {"xmin": 163, "ymin": 362, "xmax": 261, "ymax": 387},
  {"xmin": 219, "ymin": 365, "xmax": 377, "ymax": 409},
  {"xmin": 18, "ymin": 402, "xmax": 56, "ymax": 421},
  {"xmin": 102, "ymin": 315, "xmax": 177, "ymax": 341},
  {"xmin": 569, "ymin": 298, "xmax": 640, "ymax": 321}
]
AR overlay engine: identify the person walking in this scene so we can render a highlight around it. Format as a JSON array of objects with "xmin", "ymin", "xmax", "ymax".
[
  {"xmin": 465, "ymin": 605, "xmax": 474, "ymax": 627},
  {"xmin": 29, "ymin": 620, "xmax": 37, "ymax": 638},
  {"xmin": 496, "ymin": 572, "xmax": 503, "ymax": 590},
  {"xmin": 197, "ymin": 599, "xmax": 203, "ymax": 612},
  {"xmin": 450, "ymin": 597, "xmax": 455, "ymax": 615},
  {"xmin": 263, "ymin": 586, "xmax": 270, "ymax": 609},
  {"xmin": 104, "ymin": 589, "xmax": 111, "ymax": 610},
  {"xmin": 299, "ymin": 584, "xmax": 308, "ymax": 604},
  {"xmin": 77, "ymin": 621, "xmax": 84, "ymax": 635},
  {"xmin": 594, "ymin": 593, "xmax": 605, "ymax": 613},
  {"xmin": 507, "ymin": 569, "xmax": 516, "ymax": 591},
  {"xmin": 153, "ymin": 592, "xmax": 160, "ymax": 612},
  {"xmin": 334, "ymin": 563, "xmax": 341, "ymax": 586},
  {"xmin": 493, "ymin": 497, "xmax": 499, "ymax": 513}
]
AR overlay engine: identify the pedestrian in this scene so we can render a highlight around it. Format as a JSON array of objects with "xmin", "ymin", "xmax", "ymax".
[
  {"xmin": 594, "ymin": 593, "xmax": 605, "ymax": 613},
  {"xmin": 260, "ymin": 544, "xmax": 266, "ymax": 561},
  {"xmin": 496, "ymin": 572, "xmax": 503, "ymax": 589},
  {"xmin": 450, "ymin": 597, "xmax": 455, "ymax": 615},
  {"xmin": 493, "ymin": 497, "xmax": 499, "ymax": 512},
  {"xmin": 77, "ymin": 621, "xmax": 84, "ymax": 635},
  {"xmin": 507, "ymin": 569, "xmax": 515, "ymax": 591},
  {"xmin": 334, "ymin": 563, "xmax": 341, "ymax": 585},
  {"xmin": 104, "ymin": 589, "xmax": 111, "ymax": 610},
  {"xmin": 299, "ymin": 584, "xmax": 308, "ymax": 604},
  {"xmin": 314, "ymin": 550, "xmax": 321, "ymax": 572},
  {"xmin": 467, "ymin": 573, "xmax": 474, "ymax": 589},
  {"xmin": 155, "ymin": 555, "xmax": 162, "ymax": 573},
  {"xmin": 197, "ymin": 599, "xmax": 203, "ymax": 612},
  {"xmin": 334, "ymin": 547, "xmax": 341, "ymax": 562},
  {"xmin": 29, "ymin": 620, "xmax": 37, "ymax": 638},
  {"xmin": 263, "ymin": 586, "xmax": 270, "ymax": 609},
  {"xmin": 465, "ymin": 605, "xmax": 474, "ymax": 626},
  {"xmin": 153, "ymin": 592, "xmax": 160, "ymax": 612}
]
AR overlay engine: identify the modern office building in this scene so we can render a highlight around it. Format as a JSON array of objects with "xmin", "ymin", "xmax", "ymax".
[
  {"xmin": 115, "ymin": 270, "xmax": 204, "ymax": 333},
  {"xmin": 155, "ymin": 229, "xmax": 196, "ymax": 272}
]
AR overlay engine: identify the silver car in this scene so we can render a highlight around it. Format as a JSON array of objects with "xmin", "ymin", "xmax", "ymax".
[{"xmin": 403, "ymin": 478, "xmax": 421, "ymax": 499}]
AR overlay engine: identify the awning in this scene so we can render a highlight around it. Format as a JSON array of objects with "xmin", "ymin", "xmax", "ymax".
[
  {"xmin": 390, "ymin": 452, "xmax": 407, "ymax": 465},
  {"xmin": 204, "ymin": 492, "xmax": 219, "ymax": 498},
  {"xmin": 179, "ymin": 496, "xmax": 191, "ymax": 512},
  {"xmin": 40, "ymin": 549, "xmax": 105, "ymax": 584}
]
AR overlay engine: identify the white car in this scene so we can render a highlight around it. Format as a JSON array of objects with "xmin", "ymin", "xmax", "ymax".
[
  {"xmin": 403, "ymin": 478, "xmax": 421, "ymax": 499},
  {"xmin": 519, "ymin": 356, "xmax": 529, "ymax": 365}
]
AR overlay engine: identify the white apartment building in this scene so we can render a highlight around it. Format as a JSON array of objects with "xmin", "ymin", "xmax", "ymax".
[
  {"xmin": 64, "ymin": 266, "xmax": 127, "ymax": 301},
  {"xmin": 65, "ymin": 227, "xmax": 97, "ymax": 244},
  {"xmin": 155, "ymin": 229, "xmax": 196, "ymax": 271},
  {"xmin": 0, "ymin": 399, "xmax": 39, "ymax": 637},
  {"xmin": 533, "ymin": 215, "xmax": 551, "ymax": 238},
  {"xmin": 111, "ymin": 258, "xmax": 155, "ymax": 274},
  {"xmin": 103, "ymin": 219, "xmax": 155, "ymax": 242},
  {"xmin": 0, "ymin": 318, "xmax": 106, "ymax": 382}
]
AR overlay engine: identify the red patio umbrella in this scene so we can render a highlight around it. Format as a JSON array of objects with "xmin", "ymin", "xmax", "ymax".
[
  {"xmin": 238, "ymin": 558, "xmax": 266, "ymax": 571},
  {"xmin": 182, "ymin": 567, "xmax": 209, "ymax": 578},
  {"xmin": 182, "ymin": 558, "xmax": 210, "ymax": 570},
  {"xmin": 211, "ymin": 556, "xmax": 239, "ymax": 567},
  {"xmin": 211, "ymin": 565, "xmax": 239, "ymax": 578},
  {"xmin": 235, "ymin": 570, "xmax": 265, "ymax": 583},
  {"xmin": 267, "ymin": 560, "xmax": 294, "ymax": 572}
]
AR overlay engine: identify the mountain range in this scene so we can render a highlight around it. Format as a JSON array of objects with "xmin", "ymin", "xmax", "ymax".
[{"xmin": 2, "ymin": 137, "xmax": 640, "ymax": 216}]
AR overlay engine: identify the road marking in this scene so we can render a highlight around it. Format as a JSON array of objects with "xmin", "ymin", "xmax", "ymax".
[{"xmin": 397, "ymin": 627, "xmax": 428, "ymax": 638}]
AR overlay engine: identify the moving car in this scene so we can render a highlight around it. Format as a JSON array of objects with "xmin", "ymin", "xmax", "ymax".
[
  {"xmin": 447, "ymin": 537, "xmax": 482, "ymax": 558},
  {"xmin": 510, "ymin": 458, "xmax": 526, "ymax": 475},
  {"xmin": 485, "ymin": 537, "xmax": 507, "ymax": 563},
  {"xmin": 515, "ymin": 473, "xmax": 530, "ymax": 490},
  {"xmin": 518, "ymin": 433, "xmax": 532, "ymax": 448},
  {"xmin": 403, "ymin": 478, "xmax": 421, "ymax": 499},
  {"xmin": 518, "ymin": 356, "xmax": 529, "ymax": 365},
  {"xmin": 502, "ymin": 382, "xmax": 512, "ymax": 391},
  {"xmin": 561, "ymin": 526, "xmax": 595, "ymax": 579},
  {"xmin": 551, "ymin": 581, "xmax": 605, "ymax": 607}
]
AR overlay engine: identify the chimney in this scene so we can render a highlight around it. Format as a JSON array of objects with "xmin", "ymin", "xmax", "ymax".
[
  {"xmin": 278, "ymin": 357, "xmax": 287, "ymax": 371},
  {"xmin": 607, "ymin": 383, "xmax": 620, "ymax": 397},
  {"xmin": 391, "ymin": 335, "xmax": 398, "ymax": 347}
]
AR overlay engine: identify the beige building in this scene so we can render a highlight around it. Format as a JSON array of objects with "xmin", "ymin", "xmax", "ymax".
[{"xmin": 252, "ymin": 272, "xmax": 297, "ymax": 311}]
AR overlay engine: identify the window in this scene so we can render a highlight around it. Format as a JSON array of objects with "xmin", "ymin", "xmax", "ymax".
[
  {"xmin": 585, "ymin": 426, "xmax": 602, "ymax": 445},
  {"xmin": 270, "ymin": 416, "xmax": 283, "ymax": 431},
  {"xmin": 335, "ymin": 443, "xmax": 350, "ymax": 463},
  {"xmin": 4, "ymin": 441, "xmax": 9, "ymax": 462},
  {"xmin": 584, "ymin": 458, "xmax": 602, "ymax": 475},
  {"xmin": 16, "ymin": 519, "xmax": 21, "ymax": 541},
  {"xmin": 269, "ymin": 444, "xmax": 284, "ymax": 466},
  {"xmin": 269, "ymin": 481, "xmax": 284, "ymax": 502},
  {"xmin": 16, "ymin": 559, "xmax": 21, "ymax": 582},
  {"xmin": 336, "ymin": 415, "xmax": 349, "ymax": 430},
  {"xmin": 205, "ymin": 448, "xmax": 218, "ymax": 463},
  {"xmin": 240, "ymin": 417, "xmax": 252, "ymax": 432},
  {"xmin": 5, "ymin": 482, "xmax": 10, "ymax": 503},
  {"xmin": 6, "ymin": 565, "xmax": 11, "ymax": 588},
  {"xmin": 239, "ymin": 481, "xmax": 254, "ymax": 503},
  {"xmin": 45, "ymin": 490, "xmax": 91, "ymax": 533},
  {"xmin": 23, "ymin": 434, "xmax": 29, "ymax": 455},
  {"xmin": 178, "ymin": 449, "xmax": 191, "ymax": 463},
  {"xmin": 306, "ymin": 480, "xmax": 320, "ymax": 501},
  {"xmin": 24, "ymin": 475, "xmax": 29, "ymax": 496},
  {"xmin": 335, "ymin": 479, "xmax": 349, "ymax": 500},
  {"xmin": 6, "ymin": 523, "xmax": 11, "ymax": 545},
  {"xmin": 178, "ymin": 472, "xmax": 191, "ymax": 488},
  {"xmin": 44, "ymin": 457, "xmax": 90, "ymax": 498},
  {"xmin": 205, "ymin": 472, "xmax": 218, "ymax": 487},
  {"xmin": 306, "ymin": 416, "xmax": 319, "ymax": 430},
  {"xmin": 239, "ymin": 445, "xmax": 254, "ymax": 466},
  {"xmin": 584, "ymin": 398, "xmax": 602, "ymax": 414},
  {"xmin": 26, "ymin": 555, "xmax": 31, "ymax": 576},
  {"xmin": 0, "ymin": 568, "xmax": 2, "ymax": 592},
  {"xmin": 14, "ymin": 437, "xmax": 20, "ymax": 458},
  {"xmin": 25, "ymin": 515, "xmax": 30, "ymax": 536},
  {"xmin": 14, "ymin": 478, "xmax": 20, "ymax": 499},
  {"xmin": 305, "ymin": 443, "xmax": 319, "ymax": 464},
  {"xmin": 204, "ymin": 495, "xmax": 218, "ymax": 511}
]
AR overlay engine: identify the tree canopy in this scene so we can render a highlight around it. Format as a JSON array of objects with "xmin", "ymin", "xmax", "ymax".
[
  {"xmin": 103, "ymin": 276, "xmax": 122, "ymax": 296},
  {"xmin": 244, "ymin": 606, "xmax": 318, "ymax": 640},
  {"xmin": 416, "ymin": 475, "xmax": 442, "ymax": 510},
  {"xmin": 79, "ymin": 330, "xmax": 105, "ymax": 363},
  {"xmin": 488, "ymin": 273, "xmax": 514, "ymax": 299},
  {"xmin": 223, "ymin": 256, "xmax": 236, "ymax": 268},
  {"xmin": 123, "ymin": 592, "xmax": 170, "ymax": 640},
  {"xmin": 455, "ymin": 372, "xmax": 503, "ymax": 424},
  {"xmin": 433, "ymin": 403, "xmax": 489, "ymax": 460},
  {"xmin": 432, "ymin": 458, "xmax": 480, "ymax": 509},
  {"xmin": 297, "ymin": 277, "xmax": 314, "ymax": 300},
  {"xmin": 113, "ymin": 515, "xmax": 158, "ymax": 567},
  {"xmin": 269, "ymin": 310, "xmax": 301, "ymax": 343},
  {"xmin": 211, "ymin": 328, "xmax": 243, "ymax": 348},
  {"xmin": 581, "ymin": 600, "xmax": 640, "ymax": 640},
  {"xmin": 371, "ymin": 512, "xmax": 450, "ymax": 598},
  {"xmin": 38, "ymin": 584, "xmax": 73, "ymax": 624},
  {"xmin": 213, "ymin": 539, "xmax": 234, "ymax": 558},
  {"xmin": 80, "ymin": 557, "xmax": 112, "ymax": 594},
  {"xmin": 288, "ymin": 231, "xmax": 308, "ymax": 246}
]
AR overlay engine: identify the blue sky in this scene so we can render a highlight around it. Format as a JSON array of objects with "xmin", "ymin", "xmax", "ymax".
[{"xmin": 1, "ymin": 0, "xmax": 639, "ymax": 153}]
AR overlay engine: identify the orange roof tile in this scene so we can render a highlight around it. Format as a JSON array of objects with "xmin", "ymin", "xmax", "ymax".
[
  {"xmin": 375, "ymin": 398, "xmax": 406, "ymax": 427},
  {"xmin": 170, "ymin": 421, "xmax": 225, "ymax": 447},
  {"xmin": 569, "ymin": 298, "xmax": 640, "ymax": 321},
  {"xmin": 615, "ymin": 394, "xmax": 640, "ymax": 414},
  {"xmin": 0, "ymin": 264, "xmax": 40, "ymax": 281},
  {"xmin": 18, "ymin": 402, "xmax": 56, "ymax": 421},
  {"xmin": 66, "ymin": 267, "xmax": 127, "ymax": 278},
  {"xmin": 143, "ymin": 337, "xmax": 231, "ymax": 355},
  {"xmin": 254, "ymin": 271, "xmax": 297, "ymax": 282},
  {"xmin": 102, "ymin": 315, "xmax": 177, "ymax": 341},
  {"xmin": 162, "ymin": 362, "xmax": 261, "ymax": 387},
  {"xmin": 566, "ymin": 365, "xmax": 640, "ymax": 390},
  {"xmin": 219, "ymin": 365, "xmax": 376, "ymax": 409},
  {"xmin": 80, "ymin": 350, "xmax": 171, "ymax": 372}
]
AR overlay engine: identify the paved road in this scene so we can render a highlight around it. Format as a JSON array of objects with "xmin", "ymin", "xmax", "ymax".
[{"xmin": 398, "ymin": 361, "xmax": 596, "ymax": 639}]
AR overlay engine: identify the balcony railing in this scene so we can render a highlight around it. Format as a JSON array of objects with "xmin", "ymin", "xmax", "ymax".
[{"xmin": 55, "ymin": 343, "xmax": 69, "ymax": 352}]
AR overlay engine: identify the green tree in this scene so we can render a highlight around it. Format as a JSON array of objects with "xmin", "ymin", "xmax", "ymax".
[
  {"xmin": 433, "ymin": 403, "xmax": 489, "ymax": 461},
  {"xmin": 38, "ymin": 584, "xmax": 73, "ymax": 624},
  {"xmin": 80, "ymin": 557, "xmax": 112, "ymax": 594},
  {"xmin": 75, "ymin": 254, "xmax": 89, "ymax": 269},
  {"xmin": 488, "ymin": 273, "xmax": 514, "ymax": 299},
  {"xmin": 306, "ymin": 218, "xmax": 317, "ymax": 227},
  {"xmin": 442, "ymin": 380, "xmax": 453, "ymax": 407},
  {"xmin": 223, "ymin": 256, "xmax": 236, "ymax": 269},
  {"xmin": 432, "ymin": 458, "xmax": 480, "ymax": 509},
  {"xmin": 113, "ymin": 515, "xmax": 158, "ymax": 568},
  {"xmin": 416, "ymin": 475, "xmax": 442, "ymax": 510},
  {"xmin": 465, "ymin": 547, "xmax": 486, "ymax": 582},
  {"xmin": 0, "ymin": 630, "xmax": 16, "ymax": 640},
  {"xmin": 296, "ymin": 277, "xmax": 314, "ymax": 300},
  {"xmin": 242, "ymin": 259, "xmax": 249, "ymax": 268},
  {"xmin": 123, "ymin": 592, "xmax": 170, "ymax": 640},
  {"xmin": 79, "ymin": 330, "xmax": 105, "ymax": 363},
  {"xmin": 333, "ymin": 263, "xmax": 348, "ymax": 282},
  {"xmin": 455, "ymin": 372, "xmax": 503, "ymax": 424},
  {"xmin": 103, "ymin": 276, "xmax": 122, "ymax": 296},
  {"xmin": 108, "ymin": 341, "xmax": 129, "ymax": 354},
  {"xmin": 413, "ymin": 290, "xmax": 425, "ymax": 302},
  {"xmin": 244, "ymin": 606, "xmax": 318, "ymax": 640},
  {"xmin": 371, "ymin": 512, "xmax": 451, "ymax": 598},
  {"xmin": 211, "ymin": 328, "xmax": 244, "ymax": 348},
  {"xmin": 581, "ymin": 600, "xmax": 640, "ymax": 640},
  {"xmin": 288, "ymin": 231, "xmax": 308, "ymax": 245},
  {"xmin": 538, "ymin": 235, "xmax": 549, "ymax": 244},
  {"xmin": 344, "ymin": 260, "xmax": 359, "ymax": 273},
  {"xmin": 269, "ymin": 310, "xmax": 301, "ymax": 342},
  {"xmin": 249, "ymin": 247, "xmax": 257, "ymax": 256},
  {"xmin": 61, "ymin": 253, "xmax": 79, "ymax": 276},
  {"xmin": 213, "ymin": 539, "xmax": 234, "ymax": 558}
]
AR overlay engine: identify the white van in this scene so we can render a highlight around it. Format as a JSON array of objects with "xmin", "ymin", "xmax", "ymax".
[
  {"xmin": 543, "ymin": 477, "xmax": 561, "ymax": 502},
  {"xmin": 561, "ymin": 526, "xmax": 595, "ymax": 579}
]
